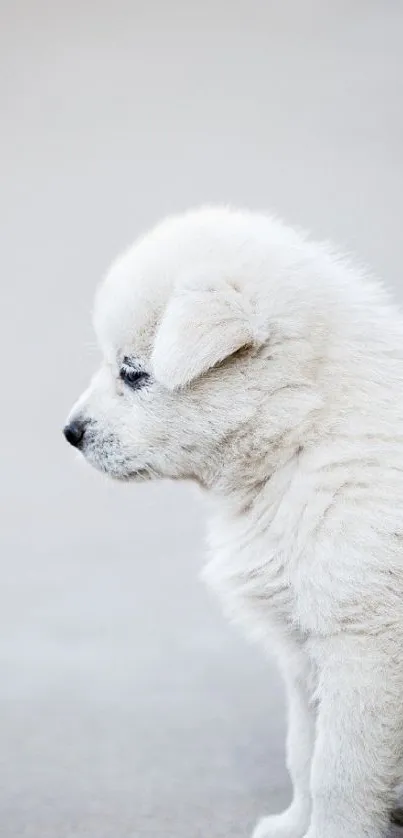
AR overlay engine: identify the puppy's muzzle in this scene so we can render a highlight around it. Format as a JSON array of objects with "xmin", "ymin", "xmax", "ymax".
[{"xmin": 63, "ymin": 417, "xmax": 88, "ymax": 449}]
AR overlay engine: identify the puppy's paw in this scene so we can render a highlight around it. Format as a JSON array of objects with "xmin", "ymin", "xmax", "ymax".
[{"xmin": 252, "ymin": 808, "xmax": 308, "ymax": 838}]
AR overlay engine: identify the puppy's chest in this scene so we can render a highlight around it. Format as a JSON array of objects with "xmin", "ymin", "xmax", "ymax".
[
  {"xmin": 203, "ymin": 464, "xmax": 343, "ymax": 638},
  {"xmin": 204, "ymin": 504, "xmax": 304, "ymax": 635}
]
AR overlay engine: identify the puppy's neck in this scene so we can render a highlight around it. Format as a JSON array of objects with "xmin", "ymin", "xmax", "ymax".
[{"xmin": 206, "ymin": 403, "xmax": 319, "ymax": 517}]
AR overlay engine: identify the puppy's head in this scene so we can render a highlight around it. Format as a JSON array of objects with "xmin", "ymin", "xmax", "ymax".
[{"xmin": 64, "ymin": 208, "xmax": 321, "ymax": 489}]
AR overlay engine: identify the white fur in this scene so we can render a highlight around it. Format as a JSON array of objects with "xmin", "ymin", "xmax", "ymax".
[{"xmin": 67, "ymin": 207, "xmax": 403, "ymax": 837}]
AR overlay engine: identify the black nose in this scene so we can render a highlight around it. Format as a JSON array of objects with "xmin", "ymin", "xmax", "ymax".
[{"xmin": 63, "ymin": 419, "xmax": 86, "ymax": 448}]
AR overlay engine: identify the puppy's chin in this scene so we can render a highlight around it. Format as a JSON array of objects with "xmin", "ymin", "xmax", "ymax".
[
  {"xmin": 96, "ymin": 464, "xmax": 154, "ymax": 483},
  {"xmin": 80, "ymin": 449, "xmax": 154, "ymax": 483},
  {"xmin": 114, "ymin": 468, "xmax": 153, "ymax": 483}
]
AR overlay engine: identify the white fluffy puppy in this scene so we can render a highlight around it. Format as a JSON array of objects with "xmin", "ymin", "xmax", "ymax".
[{"xmin": 65, "ymin": 207, "xmax": 403, "ymax": 838}]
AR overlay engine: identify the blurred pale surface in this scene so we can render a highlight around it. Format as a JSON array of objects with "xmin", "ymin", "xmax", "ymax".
[{"xmin": 1, "ymin": 1, "xmax": 403, "ymax": 835}]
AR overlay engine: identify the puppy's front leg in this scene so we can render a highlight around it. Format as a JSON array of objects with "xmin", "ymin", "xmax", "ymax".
[
  {"xmin": 253, "ymin": 651, "xmax": 315, "ymax": 838},
  {"xmin": 304, "ymin": 635, "xmax": 402, "ymax": 838}
]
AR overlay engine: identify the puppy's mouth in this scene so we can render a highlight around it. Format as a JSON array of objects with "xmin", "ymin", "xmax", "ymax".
[
  {"xmin": 90, "ymin": 459, "xmax": 154, "ymax": 483},
  {"xmin": 114, "ymin": 468, "xmax": 153, "ymax": 483},
  {"xmin": 68, "ymin": 422, "xmax": 158, "ymax": 483}
]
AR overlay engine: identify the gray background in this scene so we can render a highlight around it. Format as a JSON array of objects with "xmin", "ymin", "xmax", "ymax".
[{"xmin": 1, "ymin": 1, "xmax": 403, "ymax": 836}]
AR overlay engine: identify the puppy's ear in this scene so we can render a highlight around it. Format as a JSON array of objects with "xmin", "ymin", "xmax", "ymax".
[{"xmin": 151, "ymin": 278, "xmax": 258, "ymax": 389}]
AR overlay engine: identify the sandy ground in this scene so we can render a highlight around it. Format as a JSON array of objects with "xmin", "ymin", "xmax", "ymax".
[{"xmin": 1, "ymin": 1, "xmax": 403, "ymax": 835}]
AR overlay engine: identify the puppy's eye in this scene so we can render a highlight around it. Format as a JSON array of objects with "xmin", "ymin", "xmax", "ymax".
[{"xmin": 119, "ymin": 361, "xmax": 150, "ymax": 390}]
